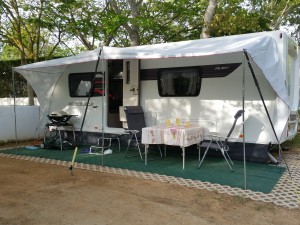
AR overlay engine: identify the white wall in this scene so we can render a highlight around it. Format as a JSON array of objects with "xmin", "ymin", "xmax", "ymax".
[
  {"xmin": 0, "ymin": 97, "xmax": 39, "ymax": 106},
  {"xmin": 0, "ymin": 105, "xmax": 42, "ymax": 143}
]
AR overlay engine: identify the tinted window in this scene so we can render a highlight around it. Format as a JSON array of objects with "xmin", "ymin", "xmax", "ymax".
[
  {"xmin": 158, "ymin": 67, "xmax": 201, "ymax": 97},
  {"xmin": 69, "ymin": 73, "xmax": 104, "ymax": 97}
]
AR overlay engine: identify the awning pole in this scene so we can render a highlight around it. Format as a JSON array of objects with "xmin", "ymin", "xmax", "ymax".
[
  {"xmin": 79, "ymin": 48, "xmax": 103, "ymax": 141},
  {"xmin": 12, "ymin": 68, "xmax": 18, "ymax": 151},
  {"xmin": 243, "ymin": 50, "xmax": 283, "ymax": 159},
  {"xmin": 101, "ymin": 70, "xmax": 105, "ymax": 166},
  {"xmin": 69, "ymin": 48, "xmax": 103, "ymax": 176},
  {"xmin": 243, "ymin": 49, "xmax": 295, "ymax": 190},
  {"xmin": 242, "ymin": 52, "xmax": 247, "ymax": 190}
]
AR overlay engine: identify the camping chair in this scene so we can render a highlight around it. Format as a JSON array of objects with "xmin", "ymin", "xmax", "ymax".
[
  {"xmin": 198, "ymin": 110, "xmax": 244, "ymax": 171},
  {"xmin": 124, "ymin": 106, "xmax": 162, "ymax": 160}
]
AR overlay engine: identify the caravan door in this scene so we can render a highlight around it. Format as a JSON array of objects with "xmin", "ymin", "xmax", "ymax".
[
  {"xmin": 123, "ymin": 59, "xmax": 140, "ymax": 106},
  {"xmin": 120, "ymin": 59, "xmax": 140, "ymax": 128}
]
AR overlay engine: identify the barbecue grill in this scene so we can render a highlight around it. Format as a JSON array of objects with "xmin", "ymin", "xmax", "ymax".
[
  {"xmin": 41, "ymin": 110, "xmax": 77, "ymax": 150},
  {"xmin": 47, "ymin": 110, "xmax": 75, "ymax": 125}
]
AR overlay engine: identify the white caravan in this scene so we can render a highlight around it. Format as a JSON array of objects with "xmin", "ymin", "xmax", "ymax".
[{"xmin": 14, "ymin": 30, "xmax": 299, "ymax": 163}]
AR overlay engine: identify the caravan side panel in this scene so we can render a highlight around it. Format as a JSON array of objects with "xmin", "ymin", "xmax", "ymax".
[{"xmin": 140, "ymin": 54, "xmax": 281, "ymax": 146}]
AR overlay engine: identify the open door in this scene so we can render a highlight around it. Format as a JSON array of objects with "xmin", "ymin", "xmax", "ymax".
[
  {"xmin": 120, "ymin": 59, "xmax": 140, "ymax": 128},
  {"xmin": 107, "ymin": 60, "xmax": 123, "ymax": 128}
]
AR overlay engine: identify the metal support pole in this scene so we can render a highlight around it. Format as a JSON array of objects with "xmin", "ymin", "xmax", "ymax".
[
  {"xmin": 12, "ymin": 68, "xmax": 18, "ymax": 151},
  {"xmin": 242, "ymin": 52, "xmax": 247, "ymax": 190}
]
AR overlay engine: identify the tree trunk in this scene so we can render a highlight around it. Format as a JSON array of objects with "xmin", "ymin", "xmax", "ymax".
[
  {"xmin": 200, "ymin": 0, "xmax": 217, "ymax": 39},
  {"xmin": 127, "ymin": 0, "xmax": 140, "ymax": 46},
  {"xmin": 109, "ymin": 0, "xmax": 140, "ymax": 46},
  {"xmin": 27, "ymin": 83, "xmax": 34, "ymax": 105},
  {"xmin": 19, "ymin": 50, "xmax": 34, "ymax": 105}
]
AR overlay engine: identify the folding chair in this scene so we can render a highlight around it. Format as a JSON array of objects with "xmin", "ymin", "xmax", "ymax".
[
  {"xmin": 124, "ymin": 106, "xmax": 162, "ymax": 160},
  {"xmin": 89, "ymin": 133, "xmax": 121, "ymax": 155},
  {"xmin": 198, "ymin": 110, "xmax": 244, "ymax": 171}
]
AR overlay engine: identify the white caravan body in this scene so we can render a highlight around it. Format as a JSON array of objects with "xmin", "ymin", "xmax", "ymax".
[{"xmin": 14, "ymin": 31, "xmax": 299, "ymax": 162}]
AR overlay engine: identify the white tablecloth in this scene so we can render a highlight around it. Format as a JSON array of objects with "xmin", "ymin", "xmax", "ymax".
[
  {"xmin": 141, "ymin": 125, "xmax": 204, "ymax": 169},
  {"xmin": 142, "ymin": 125, "xmax": 203, "ymax": 147}
]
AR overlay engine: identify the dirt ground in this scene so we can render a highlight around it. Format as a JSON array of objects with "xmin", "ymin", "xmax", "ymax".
[{"xmin": 0, "ymin": 144, "xmax": 299, "ymax": 225}]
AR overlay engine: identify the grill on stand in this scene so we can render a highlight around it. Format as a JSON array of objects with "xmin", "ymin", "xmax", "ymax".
[{"xmin": 41, "ymin": 110, "xmax": 77, "ymax": 150}]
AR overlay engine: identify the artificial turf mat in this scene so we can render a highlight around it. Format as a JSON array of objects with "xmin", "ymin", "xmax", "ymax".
[{"xmin": 3, "ymin": 145, "xmax": 285, "ymax": 194}]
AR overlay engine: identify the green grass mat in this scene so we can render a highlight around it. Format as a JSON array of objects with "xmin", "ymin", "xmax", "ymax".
[{"xmin": 3, "ymin": 145, "xmax": 285, "ymax": 194}]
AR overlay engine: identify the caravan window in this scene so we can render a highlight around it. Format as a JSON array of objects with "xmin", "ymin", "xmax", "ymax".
[
  {"xmin": 69, "ymin": 73, "xmax": 104, "ymax": 97},
  {"xmin": 158, "ymin": 67, "xmax": 201, "ymax": 97}
]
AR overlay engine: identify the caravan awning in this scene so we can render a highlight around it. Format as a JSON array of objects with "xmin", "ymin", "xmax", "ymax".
[{"xmin": 14, "ymin": 31, "xmax": 289, "ymax": 106}]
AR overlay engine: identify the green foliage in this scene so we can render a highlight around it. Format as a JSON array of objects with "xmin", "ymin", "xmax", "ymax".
[
  {"xmin": 284, "ymin": 132, "xmax": 300, "ymax": 148},
  {"xmin": 245, "ymin": 0, "xmax": 300, "ymax": 42},
  {"xmin": 1, "ymin": 0, "xmax": 300, "ymax": 56},
  {"xmin": 52, "ymin": 0, "xmax": 112, "ymax": 49},
  {"xmin": 209, "ymin": 0, "xmax": 271, "ymax": 37},
  {"xmin": 0, "ymin": 45, "xmax": 20, "ymax": 61},
  {"xmin": 0, "ymin": 0, "xmax": 77, "ymax": 62},
  {"xmin": 138, "ymin": 0, "xmax": 207, "ymax": 44},
  {"xmin": 0, "ymin": 59, "xmax": 28, "ymax": 97}
]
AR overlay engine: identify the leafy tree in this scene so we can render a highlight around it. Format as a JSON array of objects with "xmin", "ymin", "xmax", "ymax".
[
  {"xmin": 245, "ymin": 0, "xmax": 300, "ymax": 30},
  {"xmin": 286, "ymin": 6, "xmax": 300, "ymax": 44},
  {"xmin": 0, "ymin": 44, "xmax": 20, "ymax": 61},
  {"xmin": 0, "ymin": 59, "xmax": 28, "ymax": 97},
  {"xmin": 0, "ymin": 0, "xmax": 70, "ymax": 103},
  {"xmin": 140, "ymin": 0, "xmax": 206, "ymax": 43},
  {"xmin": 208, "ymin": 0, "xmax": 270, "ymax": 37},
  {"xmin": 52, "ymin": 0, "xmax": 120, "ymax": 49},
  {"xmin": 0, "ymin": 0, "xmax": 63, "ymax": 62},
  {"xmin": 108, "ymin": 0, "xmax": 207, "ymax": 46},
  {"xmin": 201, "ymin": 0, "xmax": 300, "ymax": 39},
  {"xmin": 109, "ymin": 0, "xmax": 141, "ymax": 46}
]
